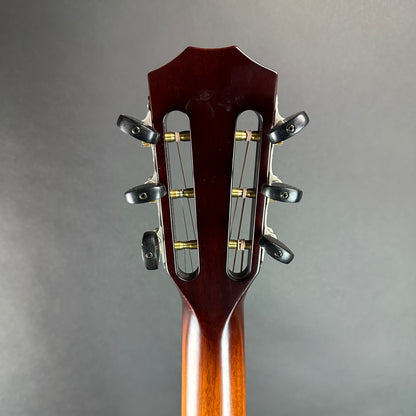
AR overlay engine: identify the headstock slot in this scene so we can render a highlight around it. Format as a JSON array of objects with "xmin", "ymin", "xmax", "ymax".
[
  {"xmin": 163, "ymin": 111, "xmax": 199, "ymax": 280},
  {"xmin": 227, "ymin": 110, "xmax": 263, "ymax": 279}
]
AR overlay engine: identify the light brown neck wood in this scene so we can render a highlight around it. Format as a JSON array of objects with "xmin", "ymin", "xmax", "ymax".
[{"xmin": 181, "ymin": 299, "xmax": 246, "ymax": 416}]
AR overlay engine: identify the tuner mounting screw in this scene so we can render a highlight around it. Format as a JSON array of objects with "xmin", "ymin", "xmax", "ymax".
[
  {"xmin": 275, "ymin": 250, "xmax": 283, "ymax": 258},
  {"xmin": 139, "ymin": 192, "xmax": 148, "ymax": 200},
  {"xmin": 132, "ymin": 126, "xmax": 141, "ymax": 135},
  {"xmin": 280, "ymin": 191, "xmax": 289, "ymax": 200},
  {"xmin": 286, "ymin": 124, "xmax": 295, "ymax": 134},
  {"xmin": 144, "ymin": 252, "xmax": 154, "ymax": 259}
]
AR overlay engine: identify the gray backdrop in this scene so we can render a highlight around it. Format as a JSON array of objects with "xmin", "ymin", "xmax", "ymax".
[{"xmin": 1, "ymin": 0, "xmax": 415, "ymax": 415}]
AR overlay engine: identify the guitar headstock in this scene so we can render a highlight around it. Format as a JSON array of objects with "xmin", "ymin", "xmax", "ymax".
[{"xmin": 118, "ymin": 46, "xmax": 308, "ymax": 321}]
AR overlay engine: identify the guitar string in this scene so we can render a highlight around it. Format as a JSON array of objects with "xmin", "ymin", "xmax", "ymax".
[
  {"xmin": 180, "ymin": 199, "xmax": 189, "ymax": 271},
  {"xmin": 228, "ymin": 139, "xmax": 250, "ymax": 240},
  {"xmin": 176, "ymin": 139, "xmax": 195, "ymax": 270},
  {"xmin": 230, "ymin": 138, "xmax": 251, "ymax": 272},
  {"xmin": 232, "ymin": 196, "xmax": 248, "ymax": 272},
  {"xmin": 166, "ymin": 134, "xmax": 191, "ymax": 271},
  {"xmin": 240, "ymin": 245, "xmax": 245, "ymax": 271},
  {"xmin": 165, "ymin": 141, "xmax": 188, "ymax": 269}
]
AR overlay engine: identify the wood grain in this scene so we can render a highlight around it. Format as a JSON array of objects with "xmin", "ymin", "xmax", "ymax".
[{"xmin": 181, "ymin": 299, "xmax": 246, "ymax": 416}]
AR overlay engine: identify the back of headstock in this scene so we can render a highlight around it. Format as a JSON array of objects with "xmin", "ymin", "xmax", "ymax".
[
  {"xmin": 117, "ymin": 46, "xmax": 309, "ymax": 416},
  {"xmin": 117, "ymin": 46, "xmax": 308, "ymax": 322}
]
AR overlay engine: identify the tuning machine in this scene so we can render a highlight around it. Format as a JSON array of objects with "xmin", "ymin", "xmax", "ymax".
[
  {"xmin": 128, "ymin": 183, "xmax": 165, "ymax": 270},
  {"xmin": 124, "ymin": 181, "xmax": 166, "ymax": 269},
  {"xmin": 260, "ymin": 183, "xmax": 299, "ymax": 263},
  {"xmin": 259, "ymin": 234, "xmax": 294, "ymax": 264},
  {"xmin": 141, "ymin": 230, "xmax": 160, "ymax": 270},
  {"xmin": 117, "ymin": 102, "xmax": 166, "ymax": 270},
  {"xmin": 260, "ymin": 110, "xmax": 309, "ymax": 264},
  {"xmin": 117, "ymin": 112, "xmax": 159, "ymax": 145},
  {"xmin": 262, "ymin": 182, "xmax": 302, "ymax": 203},
  {"xmin": 125, "ymin": 182, "xmax": 167, "ymax": 204},
  {"xmin": 268, "ymin": 111, "xmax": 309, "ymax": 144}
]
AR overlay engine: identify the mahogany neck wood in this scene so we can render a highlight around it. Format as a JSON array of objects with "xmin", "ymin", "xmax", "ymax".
[{"xmin": 181, "ymin": 299, "xmax": 246, "ymax": 416}]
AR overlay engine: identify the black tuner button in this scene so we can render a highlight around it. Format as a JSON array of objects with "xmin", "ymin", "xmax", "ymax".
[
  {"xmin": 117, "ymin": 114, "xmax": 159, "ymax": 144},
  {"xmin": 268, "ymin": 111, "xmax": 309, "ymax": 144},
  {"xmin": 141, "ymin": 231, "xmax": 160, "ymax": 270},
  {"xmin": 259, "ymin": 235, "xmax": 294, "ymax": 264},
  {"xmin": 125, "ymin": 183, "xmax": 167, "ymax": 204},
  {"xmin": 262, "ymin": 182, "xmax": 303, "ymax": 203}
]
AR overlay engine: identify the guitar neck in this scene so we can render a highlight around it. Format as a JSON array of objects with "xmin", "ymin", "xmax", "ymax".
[{"xmin": 181, "ymin": 299, "xmax": 246, "ymax": 416}]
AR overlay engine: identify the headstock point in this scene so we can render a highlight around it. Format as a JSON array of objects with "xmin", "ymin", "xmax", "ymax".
[{"xmin": 268, "ymin": 111, "xmax": 309, "ymax": 144}]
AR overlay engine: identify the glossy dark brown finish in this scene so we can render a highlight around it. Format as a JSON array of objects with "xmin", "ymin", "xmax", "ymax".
[
  {"xmin": 181, "ymin": 300, "xmax": 246, "ymax": 416},
  {"xmin": 148, "ymin": 47, "xmax": 277, "ymax": 416}
]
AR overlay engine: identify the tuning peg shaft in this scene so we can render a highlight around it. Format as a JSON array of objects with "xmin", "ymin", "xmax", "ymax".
[
  {"xmin": 268, "ymin": 111, "xmax": 309, "ymax": 144},
  {"xmin": 259, "ymin": 235, "xmax": 294, "ymax": 264},
  {"xmin": 262, "ymin": 182, "xmax": 303, "ymax": 203},
  {"xmin": 117, "ymin": 114, "xmax": 159, "ymax": 144},
  {"xmin": 141, "ymin": 231, "xmax": 160, "ymax": 270},
  {"xmin": 125, "ymin": 183, "xmax": 166, "ymax": 204}
]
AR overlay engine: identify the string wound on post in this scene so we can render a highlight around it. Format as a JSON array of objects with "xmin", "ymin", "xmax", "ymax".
[{"xmin": 245, "ymin": 130, "xmax": 252, "ymax": 142}]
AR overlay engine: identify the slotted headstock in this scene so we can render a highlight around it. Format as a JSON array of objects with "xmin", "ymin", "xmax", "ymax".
[{"xmin": 118, "ymin": 46, "xmax": 308, "ymax": 323}]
